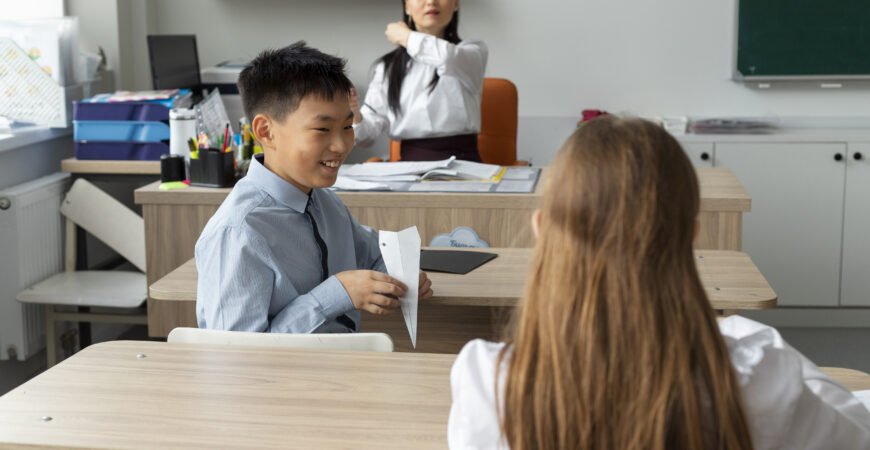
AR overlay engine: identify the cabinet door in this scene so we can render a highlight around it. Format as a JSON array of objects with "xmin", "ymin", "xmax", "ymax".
[
  {"xmin": 841, "ymin": 143, "xmax": 870, "ymax": 306},
  {"xmin": 715, "ymin": 143, "xmax": 846, "ymax": 307},
  {"xmin": 681, "ymin": 142, "xmax": 714, "ymax": 168}
]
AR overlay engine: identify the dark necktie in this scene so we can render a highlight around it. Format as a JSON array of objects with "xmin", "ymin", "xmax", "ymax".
[{"xmin": 304, "ymin": 196, "xmax": 356, "ymax": 331}]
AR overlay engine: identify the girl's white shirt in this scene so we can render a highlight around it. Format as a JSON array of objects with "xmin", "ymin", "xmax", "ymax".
[
  {"xmin": 448, "ymin": 315, "xmax": 870, "ymax": 450},
  {"xmin": 354, "ymin": 31, "xmax": 487, "ymax": 146}
]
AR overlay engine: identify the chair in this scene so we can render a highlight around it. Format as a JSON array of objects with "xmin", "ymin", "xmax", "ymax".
[
  {"xmin": 17, "ymin": 179, "xmax": 147, "ymax": 367},
  {"xmin": 367, "ymin": 78, "xmax": 524, "ymax": 165},
  {"xmin": 167, "ymin": 327, "xmax": 395, "ymax": 352}
]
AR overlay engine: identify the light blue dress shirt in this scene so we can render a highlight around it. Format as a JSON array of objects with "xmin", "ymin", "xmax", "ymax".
[{"xmin": 195, "ymin": 155, "xmax": 385, "ymax": 333}]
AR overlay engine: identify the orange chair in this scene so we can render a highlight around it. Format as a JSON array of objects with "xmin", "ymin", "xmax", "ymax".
[{"xmin": 367, "ymin": 78, "xmax": 524, "ymax": 165}]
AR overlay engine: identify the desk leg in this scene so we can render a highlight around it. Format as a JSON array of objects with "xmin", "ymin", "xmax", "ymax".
[{"xmin": 74, "ymin": 224, "xmax": 92, "ymax": 348}]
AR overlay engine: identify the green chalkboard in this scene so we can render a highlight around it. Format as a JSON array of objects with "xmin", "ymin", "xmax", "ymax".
[{"xmin": 737, "ymin": 0, "xmax": 870, "ymax": 78}]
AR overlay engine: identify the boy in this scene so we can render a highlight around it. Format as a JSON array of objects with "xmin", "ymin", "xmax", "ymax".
[{"xmin": 195, "ymin": 42, "xmax": 433, "ymax": 333}]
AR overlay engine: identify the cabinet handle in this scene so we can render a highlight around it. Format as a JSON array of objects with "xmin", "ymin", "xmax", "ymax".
[
  {"xmin": 855, "ymin": 152, "xmax": 864, "ymax": 161},
  {"xmin": 700, "ymin": 152, "xmax": 710, "ymax": 161},
  {"xmin": 835, "ymin": 153, "xmax": 844, "ymax": 161}
]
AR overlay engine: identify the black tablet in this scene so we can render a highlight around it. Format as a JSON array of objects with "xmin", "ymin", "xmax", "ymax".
[{"xmin": 420, "ymin": 249, "xmax": 498, "ymax": 274}]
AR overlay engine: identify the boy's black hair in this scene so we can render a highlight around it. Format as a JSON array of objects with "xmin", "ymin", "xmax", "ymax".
[{"xmin": 238, "ymin": 41, "xmax": 353, "ymax": 122}]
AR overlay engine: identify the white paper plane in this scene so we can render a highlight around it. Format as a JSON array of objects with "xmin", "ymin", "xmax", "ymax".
[{"xmin": 379, "ymin": 226, "xmax": 421, "ymax": 348}]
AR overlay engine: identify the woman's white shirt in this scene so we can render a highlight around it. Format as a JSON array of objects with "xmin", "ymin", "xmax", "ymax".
[
  {"xmin": 447, "ymin": 316, "xmax": 870, "ymax": 450},
  {"xmin": 353, "ymin": 31, "xmax": 487, "ymax": 146}
]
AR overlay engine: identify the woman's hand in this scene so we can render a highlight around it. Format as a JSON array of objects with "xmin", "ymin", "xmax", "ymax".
[{"xmin": 386, "ymin": 21, "xmax": 412, "ymax": 47}]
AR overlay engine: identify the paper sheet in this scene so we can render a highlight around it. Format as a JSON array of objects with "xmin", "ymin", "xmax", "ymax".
[
  {"xmin": 379, "ymin": 227, "xmax": 421, "ymax": 348},
  {"xmin": 331, "ymin": 176, "xmax": 391, "ymax": 191},
  {"xmin": 345, "ymin": 175, "xmax": 421, "ymax": 182},
  {"xmin": 495, "ymin": 180, "xmax": 537, "ymax": 193},
  {"xmin": 503, "ymin": 167, "xmax": 537, "ymax": 180},
  {"xmin": 450, "ymin": 160, "xmax": 501, "ymax": 179},
  {"xmin": 408, "ymin": 182, "xmax": 494, "ymax": 192}
]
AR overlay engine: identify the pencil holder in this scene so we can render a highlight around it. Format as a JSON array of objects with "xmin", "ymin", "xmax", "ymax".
[{"xmin": 189, "ymin": 150, "xmax": 235, "ymax": 188}]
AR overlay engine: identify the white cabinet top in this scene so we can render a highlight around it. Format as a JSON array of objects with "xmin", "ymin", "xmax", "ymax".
[{"xmin": 677, "ymin": 128, "xmax": 870, "ymax": 144}]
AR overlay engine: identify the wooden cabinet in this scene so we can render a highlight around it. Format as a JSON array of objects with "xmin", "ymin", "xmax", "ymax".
[
  {"xmin": 841, "ymin": 143, "xmax": 870, "ymax": 306},
  {"xmin": 682, "ymin": 142, "xmax": 715, "ymax": 168}
]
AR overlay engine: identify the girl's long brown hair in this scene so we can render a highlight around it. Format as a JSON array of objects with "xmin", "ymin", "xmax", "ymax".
[{"xmin": 498, "ymin": 117, "xmax": 753, "ymax": 450}]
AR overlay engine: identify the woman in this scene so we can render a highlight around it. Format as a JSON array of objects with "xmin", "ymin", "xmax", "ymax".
[
  {"xmin": 447, "ymin": 117, "xmax": 870, "ymax": 449},
  {"xmin": 351, "ymin": 0, "xmax": 487, "ymax": 162}
]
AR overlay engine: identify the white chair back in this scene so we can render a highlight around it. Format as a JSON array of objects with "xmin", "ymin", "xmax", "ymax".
[
  {"xmin": 60, "ymin": 179, "xmax": 146, "ymax": 272},
  {"xmin": 167, "ymin": 328, "xmax": 395, "ymax": 352}
]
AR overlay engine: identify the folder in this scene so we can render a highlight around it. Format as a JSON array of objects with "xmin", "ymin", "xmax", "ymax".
[{"xmin": 420, "ymin": 249, "xmax": 497, "ymax": 275}]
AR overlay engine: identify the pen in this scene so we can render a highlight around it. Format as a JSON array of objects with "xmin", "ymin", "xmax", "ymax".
[{"xmin": 187, "ymin": 137, "xmax": 197, "ymax": 154}]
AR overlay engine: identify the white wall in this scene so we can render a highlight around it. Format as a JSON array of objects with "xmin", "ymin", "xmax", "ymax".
[{"xmin": 108, "ymin": 0, "xmax": 870, "ymax": 162}]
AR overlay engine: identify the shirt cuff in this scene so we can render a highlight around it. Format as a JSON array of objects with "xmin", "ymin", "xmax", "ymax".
[
  {"xmin": 406, "ymin": 31, "xmax": 426, "ymax": 58},
  {"xmin": 308, "ymin": 275, "xmax": 356, "ymax": 319}
]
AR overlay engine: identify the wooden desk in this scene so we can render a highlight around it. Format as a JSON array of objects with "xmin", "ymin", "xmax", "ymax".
[
  {"xmin": 0, "ymin": 341, "xmax": 454, "ymax": 449},
  {"xmin": 135, "ymin": 168, "xmax": 751, "ymax": 337},
  {"xmin": 150, "ymin": 248, "xmax": 776, "ymax": 352},
  {"xmin": 823, "ymin": 367, "xmax": 870, "ymax": 391},
  {"xmin": 61, "ymin": 158, "xmax": 160, "ymax": 175},
  {"xmin": 0, "ymin": 341, "xmax": 864, "ymax": 449}
]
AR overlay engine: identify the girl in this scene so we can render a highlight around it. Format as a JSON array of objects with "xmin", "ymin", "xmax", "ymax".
[
  {"xmin": 351, "ymin": 0, "xmax": 487, "ymax": 162},
  {"xmin": 447, "ymin": 117, "xmax": 870, "ymax": 449}
]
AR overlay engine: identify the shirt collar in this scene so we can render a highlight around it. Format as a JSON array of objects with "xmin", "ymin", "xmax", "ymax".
[{"xmin": 247, "ymin": 154, "xmax": 310, "ymax": 213}]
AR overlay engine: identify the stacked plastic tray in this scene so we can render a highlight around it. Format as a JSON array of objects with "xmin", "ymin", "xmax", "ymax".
[{"xmin": 73, "ymin": 97, "xmax": 173, "ymax": 160}]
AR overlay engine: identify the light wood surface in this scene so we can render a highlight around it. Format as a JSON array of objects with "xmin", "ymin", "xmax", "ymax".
[
  {"xmin": 135, "ymin": 167, "xmax": 751, "ymax": 337},
  {"xmin": 0, "ymin": 341, "xmax": 865, "ymax": 450},
  {"xmin": 149, "ymin": 248, "xmax": 776, "ymax": 352},
  {"xmin": 821, "ymin": 367, "xmax": 870, "ymax": 391},
  {"xmin": 152, "ymin": 249, "xmax": 776, "ymax": 310},
  {"xmin": 134, "ymin": 167, "xmax": 749, "ymax": 211},
  {"xmin": 0, "ymin": 341, "xmax": 455, "ymax": 449},
  {"xmin": 61, "ymin": 158, "xmax": 160, "ymax": 175}
]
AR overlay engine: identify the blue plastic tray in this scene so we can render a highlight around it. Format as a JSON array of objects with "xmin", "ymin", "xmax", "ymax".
[
  {"xmin": 74, "ymin": 141, "xmax": 169, "ymax": 161},
  {"xmin": 73, "ymin": 121, "xmax": 170, "ymax": 142},
  {"xmin": 73, "ymin": 101, "xmax": 170, "ymax": 122}
]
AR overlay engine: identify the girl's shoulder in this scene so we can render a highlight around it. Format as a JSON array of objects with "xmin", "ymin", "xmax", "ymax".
[
  {"xmin": 451, "ymin": 339, "xmax": 507, "ymax": 390},
  {"xmin": 454, "ymin": 338, "xmax": 505, "ymax": 367}
]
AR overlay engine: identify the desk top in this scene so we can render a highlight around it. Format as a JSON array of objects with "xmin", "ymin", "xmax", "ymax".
[
  {"xmin": 0, "ymin": 341, "xmax": 865, "ymax": 449},
  {"xmin": 823, "ymin": 367, "xmax": 870, "ymax": 391},
  {"xmin": 61, "ymin": 158, "xmax": 160, "ymax": 175},
  {"xmin": 0, "ymin": 341, "xmax": 454, "ymax": 449},
  {"xmin": 134, "ymin": 168, "xmax": 751, "ymax": 212},
  {"xmin": 150, "ymin": 248, "xmax": 777, "ymax": 310}
]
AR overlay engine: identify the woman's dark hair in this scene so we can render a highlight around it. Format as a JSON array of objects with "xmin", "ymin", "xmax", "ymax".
[{"xmin": 378, "ymin": 1, "xmax": 461, "ymax": 114}]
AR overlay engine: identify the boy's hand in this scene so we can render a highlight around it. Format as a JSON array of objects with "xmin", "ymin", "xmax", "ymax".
[
  {"xmin": 349, "ymin": 88, "xmax": 362, "ymax": 124},
  {"xmin": 386, "ymin": 21, "xmax": 411, "ymax": 47},
  {"xmin": 419, "ymin": 271, "xmax": 433, "ymax": 301},
  {"xmin": 336, "ymin": 270, "xmax": 407, "ymax": 315}
]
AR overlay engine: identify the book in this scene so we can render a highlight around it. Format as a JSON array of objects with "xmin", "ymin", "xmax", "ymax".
[
  {"xmin": 420, "ymin": 160, "xmax": 503, "ymax": 181},
  {"xmin": 341, "ymin": 157, "xmax": 504, "ymax": 182}
]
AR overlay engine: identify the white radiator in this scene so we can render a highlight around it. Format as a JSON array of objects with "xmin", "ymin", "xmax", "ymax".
[{"xmin": 0, "ymin": 173, "xmax": 70, "ymax": 361}]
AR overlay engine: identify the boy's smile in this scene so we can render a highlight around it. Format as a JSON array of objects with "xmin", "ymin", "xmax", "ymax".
[{"xmin": 262, "ymin": 94, "xmax": 355, "ymax": 194}]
